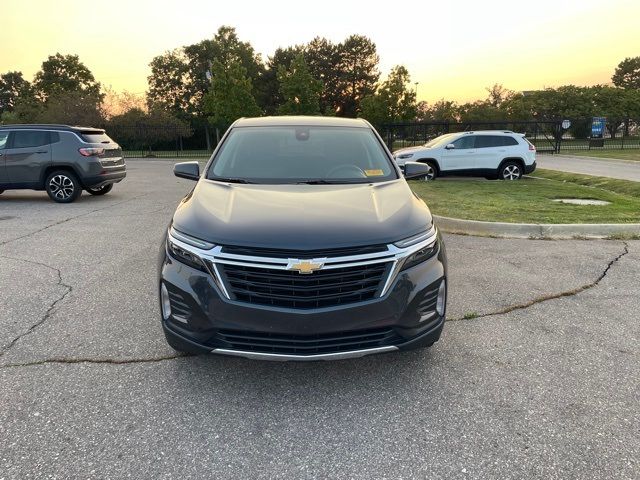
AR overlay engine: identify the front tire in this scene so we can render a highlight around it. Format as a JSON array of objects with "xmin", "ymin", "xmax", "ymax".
[
  {"xmin": 86, "ymin": 184, "xmax": 113, "ymax": 196},
  {"xmin": 419, "ymin": 161, "xmax": 438, "ymax": 181},
  {"xmin": 499, "ymin": 161, "xmax": 522, "ymax": 180},
  {"xmin": 45, "ymin": 170, "xmax": 82, "ymax": 203}
]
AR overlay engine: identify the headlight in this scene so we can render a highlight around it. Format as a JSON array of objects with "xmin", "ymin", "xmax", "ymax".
[
  {"xmin": 400, "ymin": 238, "xmax": 439, "ymax": 270},
  {"xmin": 166, "ymin": 226, "xmax": 214, "ymax": 271},
  {"xmin": 397, "ymin": 153, "xmax": 414, "ymax": 160},
  {"xmin": 394, "ymin": 227, "xmax": 439, "ymax": 270}
]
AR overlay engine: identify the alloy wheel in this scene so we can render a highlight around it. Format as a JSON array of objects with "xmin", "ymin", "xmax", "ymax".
[
  {"xmin": 422, "ymin": 164, "xmax": 435, "ymax": 181},
  {"xmin": 502, "ymin": 165, "xmax": 520, "ymax": 180},
  {"xmin": 49, "ymin": 175, "xmax": 75, "ymax": 200}
]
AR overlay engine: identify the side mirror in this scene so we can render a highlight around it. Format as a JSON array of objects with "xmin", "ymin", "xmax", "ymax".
[
  {"xmin": 444, "ymin": 143, "xmax": 455, "ymax": 150},
  {"xmin": 174, "ymin": 161, "xmax": 200, "ymax": 181},
  {"xmin": 404, "ymin": 162, "xmax": 433, "ymax": 179}
]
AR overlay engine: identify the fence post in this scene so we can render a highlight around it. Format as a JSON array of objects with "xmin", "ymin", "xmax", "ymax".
[{"xmin": 554, "ymin": 121, "xmax": 562, "ymax": 153}]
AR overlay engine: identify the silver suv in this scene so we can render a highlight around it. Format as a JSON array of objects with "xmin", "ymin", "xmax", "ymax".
[
  {"xmin": 0, "ymin": 124, "xmax": 126, "ymax": 203},
  {"xmin": 393, "ymin": 130, "xmax": 536, "ymax": 180}
]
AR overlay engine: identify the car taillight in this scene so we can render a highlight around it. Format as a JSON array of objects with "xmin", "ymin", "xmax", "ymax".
[
  {"xmin": 78, "ymin": 147, "xmax": 105, "ymax": 157},
  {"xmin": 529, "ymin": 144, "xmax": 536, "ymax": 151}
]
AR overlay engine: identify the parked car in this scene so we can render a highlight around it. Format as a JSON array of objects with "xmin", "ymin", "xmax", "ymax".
[
  {"xmin": 0, "ymin": 124, "xmax": 126, "ymax": 202},
  {"xmin": 159, "ymin": 116, "xmax": 447, "ymax": 361},
  {"xmin": 393, "ymin": 130, "xmax": 536, "ymax": 180}
]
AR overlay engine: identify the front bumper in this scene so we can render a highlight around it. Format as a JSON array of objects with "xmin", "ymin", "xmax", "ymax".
[{"xmin": 158, "ymin": 233, "xmax": 447, "ymax": 361}]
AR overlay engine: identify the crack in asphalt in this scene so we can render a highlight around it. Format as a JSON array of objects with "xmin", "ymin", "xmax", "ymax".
[
  {"xmin": 448, "ymin": 241, "xmax": 630, "ymax": 322},
  {"xmin": 0, "ymin": 242, "xmax": 630, "ymax": 369},
  {"xmin": 0, "ymin": 193, "xmax": 150, "ymax": 247},
  {"xmin": 0, "ymin": 255, "xmax": 73, "ymax": 357},
  {"xmin": 0, "ymin": 353, "xmax": 190, "ymax": 369}
]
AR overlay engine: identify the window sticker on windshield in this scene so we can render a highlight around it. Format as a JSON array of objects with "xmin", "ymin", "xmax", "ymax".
[{"xmin": 364, "ymin": 169, "xmax": 384, "ymax": 176}]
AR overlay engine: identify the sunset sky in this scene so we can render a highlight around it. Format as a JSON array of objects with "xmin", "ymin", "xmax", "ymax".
[{"xmin": 2, "ymin": 0, "xmax": 638, "ymax": 103}]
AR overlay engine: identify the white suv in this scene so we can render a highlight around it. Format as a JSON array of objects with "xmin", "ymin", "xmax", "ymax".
[{"xmin": 393, "ymin": 131, "xmax": 536, "ymax": 180}]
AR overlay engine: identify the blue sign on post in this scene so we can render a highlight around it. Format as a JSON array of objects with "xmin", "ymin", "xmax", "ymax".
[{"xmin": 591, "ymin": 117, "xmax": 606, "ymax": 139}]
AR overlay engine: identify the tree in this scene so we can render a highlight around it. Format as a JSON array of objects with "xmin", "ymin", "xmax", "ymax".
[
  {"xmin": 360, "ymin": 65, "xmax": 417, "ymax": 129},
  {"xmin": 183, "ymin": 26, "xmax": 265, "ymax": 113},
  {"xmin": 612, "ymin": 57, "xmax": 640, "ymax": 90},
  {"xmin": 0, "ymin": 71, "xmax": 32, "ymax": 114},
  {"xmin": 304, "ymin": 37, "xmax": 342, "ymax": 114},
  {"xmin": 262, "ymin": 45, "xmax": 304, "ymax": 114},
  {"xmin": 36, "ymin": 91, "xmax": 104, "ymax": 125},
  {"xmin": 276, "ymin": 54, "xmax": 322, "ymax": 115},
  {"xmin": 425, "ymin": 100, "xmax": 459, "ymax": 122},
  {"xmin": 336, "ymin": 35, "xmax": 379, "ymax": 117},
  {"xmin": 107, "ymin": 107, "xmax": 192, "ymax": 152},
  {"xmin": 147, "ymin": 49, "xmax": 192, "ymax": 116},
  {"xmin": 32, "ymin": 53, "xmax": 102, "ymax": 101},
  {"xmin": 485, "ymin": 84, "xmax": 513, "ymax": 108},
  {"xmin": 102, "ymin": 88, "xmax": 147, "ymax": 118},
  {"xmin": 203, "ymin": 59, "xmax": 262, "ymax": 132},
  {"xmin": 458, "ymin": 100, "xmax": 504, "ymax": 123}
]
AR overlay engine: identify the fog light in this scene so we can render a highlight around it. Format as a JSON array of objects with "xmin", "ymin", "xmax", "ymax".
[
  {"xmin": 160, "ymin": 283, "xmax": 171, "ymax": 320},
  {"xmin": 436, "ymin": 280, "xmax": 446, "ymax": 316}
]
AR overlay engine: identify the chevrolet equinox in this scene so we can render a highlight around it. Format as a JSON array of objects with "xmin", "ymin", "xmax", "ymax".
[{"xmin": 159, "ymin": 116, "xmax": 447, "ymax": 361}]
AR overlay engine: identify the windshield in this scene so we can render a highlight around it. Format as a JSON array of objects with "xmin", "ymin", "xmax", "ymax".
[
  {"xmin": 207, "ymin": 126, "xmax": 397, "ymax": 184},
  {"xmin": 424, "ymin": 133, "xmax": 457, "ymax": 148}
]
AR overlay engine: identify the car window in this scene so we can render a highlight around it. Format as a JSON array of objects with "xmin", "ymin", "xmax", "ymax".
[
  {"xmin": 475, "ymin": 136, "xmax": 495, "ymax": 148},
  {"xmin": 475, "ymin": 135, "xmax": 519, "ymax": 148},
  {"xmin": 80, "ymin": 131, "xmax": 114, "ymax": 143},
  {"xmin": 11, "ymin": 130, "xmax": 50, "ymax": 148},
  {"xmin": 0, "ymin": 131, "xmax": 8, "ymax": 149},
  {"xmin": 451, "ymin": 135, "xmax": 475, "ymax": 149},
  {"xmin": 208, "ymin": 126, "xmax": 397, "ymax": 184}
]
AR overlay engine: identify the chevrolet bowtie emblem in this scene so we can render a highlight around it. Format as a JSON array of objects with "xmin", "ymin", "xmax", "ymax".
[{"xmin": 286, "ymin": 258, "xmax": 327, "ymax": 274}]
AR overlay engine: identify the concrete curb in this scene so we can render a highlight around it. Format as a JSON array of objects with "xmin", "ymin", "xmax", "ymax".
[{"xmin": 433, "ymin": 215, "xmax": 640, "ymax": 239}]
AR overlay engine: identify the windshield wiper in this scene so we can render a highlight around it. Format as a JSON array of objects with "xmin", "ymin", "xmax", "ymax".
[
  {"xmin": 295, "ymin": 179, "xmax": 361, "ymax": 185},
  {"xmin": 212, "ymin": 177, "xmax": 254, "ymax": 184}
]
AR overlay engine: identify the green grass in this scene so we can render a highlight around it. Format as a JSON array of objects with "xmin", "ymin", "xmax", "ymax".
[
  {"xmin": 534, "ymin": 169, "xmax": 640, "ymax": 197},
  {"xmin": 410, "ymin": 170, "xmax": 640, "ymax": 224},
  {"xmin": 560, "ymin": 150, "xmax": 640, "ymax": 162}
]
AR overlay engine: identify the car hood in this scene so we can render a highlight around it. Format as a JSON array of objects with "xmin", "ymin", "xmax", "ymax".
[
  {"xmin": 393, "ymin": 146, "xmax": 428, "ymax": 155},
  {"xmin": 172, "ymin": 179, "xmax": 433, "ymax": 250}
]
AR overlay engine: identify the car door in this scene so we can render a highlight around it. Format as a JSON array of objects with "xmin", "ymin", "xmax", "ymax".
[
  {"xmin": 440, "ymin": 135, "xmax": 476, "ymax": 172},
  {"xmin": 0, "ymin": 131, "xmax": 9, "ymax": 185},
  {"xmin": 474, "ymin": 135, "xmax": 508, "ymax": 170},
  {"xmin": 4, "ymin": 130, "xmax": 52, "ymax": 186}
]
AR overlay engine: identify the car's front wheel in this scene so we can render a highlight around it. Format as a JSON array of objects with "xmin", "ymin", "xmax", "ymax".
[
  {"xmin": 45, "ymin": 170, "xmax": 82, "ymax": 203},
  {"xmin": 86, "ymin": 184, "xmax": 113, "ymax": 196},
  {"xmin": 419, "ymin": 161, "xmax": 437, "ymax": 181},
  {"xmin": 499, "ymin": 161, "xmax": 522, "ymax": 180}
]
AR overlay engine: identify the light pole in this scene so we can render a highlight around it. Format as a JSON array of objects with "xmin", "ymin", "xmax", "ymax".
[{"xmin": 414, "ymin": 81, "xmax": 420, "ymax": 100}]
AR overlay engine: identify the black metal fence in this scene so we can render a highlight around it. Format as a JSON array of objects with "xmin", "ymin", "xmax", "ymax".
[
  {"xmin": 105, "ymin": 124, "xmax": 214, "ymax": 158},
  {"xmin": 380, "ymin": 118, "xmax": 640, "ymax": 153},
  {"xmin": 105, "ymin": 118, "xmax": 640, "ymax": 158}
]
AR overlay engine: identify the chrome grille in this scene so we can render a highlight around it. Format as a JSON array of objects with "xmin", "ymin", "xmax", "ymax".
[{"xmin": 219, "ymin": 262, "xmax": 391, "ymax": 309}]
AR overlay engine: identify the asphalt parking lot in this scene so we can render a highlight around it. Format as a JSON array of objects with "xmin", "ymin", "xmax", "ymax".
[{"xmin": 1, "ymin": 159, "xmax": 638, "ymax": 479}]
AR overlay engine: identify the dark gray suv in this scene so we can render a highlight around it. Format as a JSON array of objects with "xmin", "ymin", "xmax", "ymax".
[
  {"xmin": 159, "ymin": 116, "xmax": 447, "ymax": 361},
  {"xmin": 0, "ymin": 124, "xmax": 126, "ymax": 203}
]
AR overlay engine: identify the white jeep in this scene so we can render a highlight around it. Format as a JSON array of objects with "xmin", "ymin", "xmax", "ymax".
[{"xmin": 393, "ymin": 130, "xmax": 536, "ymax": 180}]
